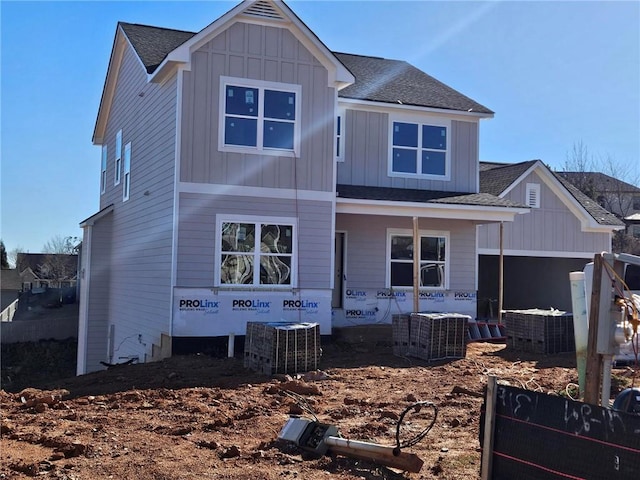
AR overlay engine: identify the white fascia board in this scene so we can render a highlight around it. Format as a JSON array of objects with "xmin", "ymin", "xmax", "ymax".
[
  {"xmin": 478, "ymin": 248, "xmax": 601, "ymax": 259},
  {"xmin": 582, "ymin": 225, "xmax": 625, "ymax": 233},
  {"xmin": 93, "ymin": 31, "xmax": 127, "ymax": 144},
  {"xmin": 336, "ymin": 198, "xmax": 528, "ymax": 222},
  {"xmin": 338, "ymin": 97, "xmax": 493, "ymax": 120},
  {"xmin": 79, "ymin": 204, "xmax": 114, "ymax": 228},
  {"xmin": 150, "ymin": 0, "xmax": 354, "ymax": 88}
]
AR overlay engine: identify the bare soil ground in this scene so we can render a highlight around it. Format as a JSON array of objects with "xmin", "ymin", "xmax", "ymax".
[{"xmin": 0, "ymin": 338, "xmax": 598, "ymax": 480}]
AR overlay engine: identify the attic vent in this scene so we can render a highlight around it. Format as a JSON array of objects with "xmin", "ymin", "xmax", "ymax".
[
  {"xmin": 526, "ymin": 183, "xmax": 540, "ymax": 208},
  {"xmin": 243, "ymin": 1, "xmax": 285, "ymax": 20}
]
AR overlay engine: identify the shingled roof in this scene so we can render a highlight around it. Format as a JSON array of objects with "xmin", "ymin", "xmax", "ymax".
[
  {"xmin": 479, "ymin": 160, "xmax": 538, "ymax": 196},
  {"xmin": 557, "ymin": 171, "xmax": 640, "ymax": 194},
  {"xmin": 117, "ymin": 22, "xmax": 492, "ymax": 114},
  {"xmin": 337, "ymin": 184, "xmax": 525, "ymax": 208},
  {"xmin": 334, "ymin": 52, "xmax": 493, "ymax": 114},
  {"xmin": 119, "ymin": 23, "xmax": 195, "ymax": 74},
  {"xmin": 479, "ymin": 161, "xmax": 625, "ymax": 227}
]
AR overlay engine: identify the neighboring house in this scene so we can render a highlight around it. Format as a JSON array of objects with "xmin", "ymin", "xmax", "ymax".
[
  {"xmin": 477, "ymin": 161, "xmax": 624, "ymax": 313},
  {"xmin": 558, "ymin": 171, "xmax": 640, "ymax": 238},
  {"xmin": 1, "ymin": 269, "xmax": 22, "ymax": 320},
  {"xmin": 16, "ymin": 253, "xmax": 78, "ymax": 291},
  {"xmin": 79, "ymin": 0, "xmax": 531, "ymax": 374}
]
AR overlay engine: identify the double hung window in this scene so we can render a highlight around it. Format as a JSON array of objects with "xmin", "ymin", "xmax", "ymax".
[
  {"xmin": 114, "ymin": 130, "xmax": 122, "ymax": 185},
  {"xmin": 390, "ymin": 120, "xmax": 448, "ymax": 177},
  {"xmin": 220, "ymin": 77, "xmax": 300, "ymax": 155},
  {"xmin": 217, "ymin": 217, "xmax": 296, "ymax": 287},
  {"xmin": 336, "ymin": 112, "xmax": 344, "ymax": 161},
  {"xmin": 101, "ymin": 145, "xmax": 107, "ymax": 194},
  {"xmin": 123, "ymin": 142, "xmax": 131, "ymax": 201},
  {"xmin": 388, "ymin": 230, "xmax": 448, "ymax": 289}
]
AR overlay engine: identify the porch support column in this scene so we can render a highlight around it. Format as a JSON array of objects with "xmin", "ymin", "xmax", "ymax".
[
  {"xmin": 413, "ymin": 217, "xmax": 419, "ymax": 313},
  {"xmin": 498, "ymin": 221, "xmax": 504, "ymax": 324}
]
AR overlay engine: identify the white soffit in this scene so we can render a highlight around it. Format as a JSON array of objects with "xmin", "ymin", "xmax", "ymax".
[{"xmin": 336, "ymin": 198, "xmax": 528, "ymax": 222}]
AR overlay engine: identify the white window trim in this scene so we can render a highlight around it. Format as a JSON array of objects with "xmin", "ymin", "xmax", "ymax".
[
  {"xmin": 101, "ymin": 145, "xmax": 107, "ymax": 195},
  {"xmin": 526, "ymin": 183, "xmax": 540, "ymax": 208},
  {"xmin": 388, "ymin": 114, "xmax": 451, "ymax": 180},
  {"xmin": 386, "ymin": 228, "xmax": 450, "ymax": 290},
  {"xmin": 123, "ymin": 142, "xmax": 131, "ymax": 201},
  {"xmin": 336, "ymin": 108, "xmax": 345, "ymax": 162},
  {"xmin": 214, "ymin": 214, "xmax": 298, "ymax": 288},
  {"xmin": 218, "ymin": 76, "xmax": 302, "ymax": 157},
  {"xmin": 114, "ymin": 129, "xmax": 122, "ymax": 185}
]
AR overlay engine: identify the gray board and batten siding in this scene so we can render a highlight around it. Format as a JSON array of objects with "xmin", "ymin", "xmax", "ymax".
[
  {"xmin": 83, "ymin": 213, "xmax": 113, "ymax": 374},
  {"xmin": 179, "ymin": 21, "xmax": 336, "ymax": 192},
  {"xmin": 335, "ymin": 214, "xmax": 477, "ymax": 291},
  {"xmin": 477, "ymin": 170, "xmax": 610, "ymax": 254},
  {"xmin": 98, "ymin": 39, "xmax": 177, "ymax": 363},
  {"xmin": 337, "ymin": 111, "xmax": 479, "ymax": 192},
  {"xmin": 177, "ymin": 193, "xmax": 333, "ymax": 289}
]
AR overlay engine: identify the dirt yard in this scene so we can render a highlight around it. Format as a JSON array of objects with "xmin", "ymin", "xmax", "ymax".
[{"xmin": 0, "ymin": 336, "xmax": 621, "ymax": 480}]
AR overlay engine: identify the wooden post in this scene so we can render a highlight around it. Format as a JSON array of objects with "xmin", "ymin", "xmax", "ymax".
[
  {"xmin": 584, "ymin": 254, "xmax": 603, "ymax": 405},
  {"xmin": 413, "ymin": 217, "xmax": 419, "ymax": 313},
  {"xmin": 498, "ymin": 222, "xmax": 504, "ymax": 324},
  {"xmin": 480, "ymin": 375, "xmax": 497, "ymax": 480}
]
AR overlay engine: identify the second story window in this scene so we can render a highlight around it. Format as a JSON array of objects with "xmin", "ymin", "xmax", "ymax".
[
  {"xmin": 101, "ymin": 145, "xmax": 107, "ymax": 195},
  {"xmin": 389, "ymin": 120, "xmax": 449, "ymax": 178},
  {"xmin": 219, "ymin": 77, "xmax": 300, "ymax": 156},
  {"xmin": 336, "ymin": 113, "xmax": 344, "ymax": 162},
  {"xmin": 114, "ymin": 130, "xmax": 122, "ymax": 185},
  {"xmin": 123, "ymin": 142, "xmax": 131, "ymax": 201}
]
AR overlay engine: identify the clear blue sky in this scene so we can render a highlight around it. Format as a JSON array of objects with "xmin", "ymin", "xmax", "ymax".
[{"xmin": 1, "ymin": 1, "xmax": 639, "ymax": 255}]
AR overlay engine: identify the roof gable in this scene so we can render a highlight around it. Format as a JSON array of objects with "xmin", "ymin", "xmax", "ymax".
[
  {"xmin": 151, "ymin": 0, "xmax": 354, "ymax": 86},
  {"xmin": 479, "ymin": 161, "xmax": 624, "ymax": 229},
  {"xmin": 94, "ymin": 0, "xmax": 354, "ymax": 143}
]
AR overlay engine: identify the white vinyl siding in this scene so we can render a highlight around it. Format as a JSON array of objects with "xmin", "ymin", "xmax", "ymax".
[
  {"xmin": 123, "ymin": 142, "xmax": 131, "ymax": 201},
  {"xmin": 101, "ymin": 145, "xmax": 107, "ymax": 195},
  {"xmin": 114, "ymin": 130, "xmax": 122, "ymax": 185},
  {"xmin": 218, "ymin": 76, "xmax": 301, "ymax": 157}
]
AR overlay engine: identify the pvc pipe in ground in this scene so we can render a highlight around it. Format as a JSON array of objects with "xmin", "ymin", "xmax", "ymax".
[
  {"xmin": 228, "ymin": 333, "xmax": 235, "ymax": 358},
  {"xmin": 324, "ymin": 436, "xmax": 423, "ymax": 473},
  {"xmin": 569, "ymin": 271, "xmax": 589, "ymax": 398}
]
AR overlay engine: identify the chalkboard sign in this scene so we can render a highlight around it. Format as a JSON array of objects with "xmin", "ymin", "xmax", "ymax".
[{"xmin": 486, "ymin": 385, "xmax": 640, "ymax": 479}]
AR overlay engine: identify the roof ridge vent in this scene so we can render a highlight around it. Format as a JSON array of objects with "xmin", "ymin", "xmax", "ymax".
[{"xmin": 243, "ymin": 1, "xmax": 285, "ymax": 21}]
